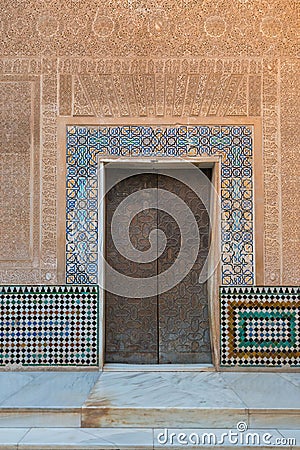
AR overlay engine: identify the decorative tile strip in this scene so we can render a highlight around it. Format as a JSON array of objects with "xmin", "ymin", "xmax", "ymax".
[
  {"xmin": 221, "ymin": 286, "xmax": 300, "ymax": 366},
  {"xmin": 0, "ymin": 285, "xmax": 98, "ymax": 367}
]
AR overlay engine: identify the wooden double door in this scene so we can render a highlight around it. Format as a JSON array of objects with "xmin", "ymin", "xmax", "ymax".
[{"xmin": 105, "ymin": 168, "xmax": 212, "ymax": 364}]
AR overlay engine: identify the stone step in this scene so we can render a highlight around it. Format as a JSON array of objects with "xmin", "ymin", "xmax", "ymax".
[
  {"xmin": 0, "ymin": 427, "xmax": 299, "ymax": 449},
  {"xmin": 1, "ymin": 406, "xmax": 299, "ymax": 431},
  {"xmin": 0, "ymin": 371, "xmax": 100, "ymax": 428},
  {"xmin": 0, "ymin": 407, "xmax": 81, "ymax": 428},
  {"xmin": 82, "ymin": 406, "xmax": 300, "ymax": 430},
  {"xmin": 82, "ymin": 371, "xmax": 300, "ymax": 429},
  {"xmin": 0, "ymin": 371, "xmax": 300, "ymax": 433}
]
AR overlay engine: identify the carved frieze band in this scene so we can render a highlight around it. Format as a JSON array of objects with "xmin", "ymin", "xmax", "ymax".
[
  {"xmin": 1, "ymin": 0, "xmax": 296, "ymax": 58},
  {"xmin": 57, "ymin": 59, "xmax": 262, "ymax": 118}
]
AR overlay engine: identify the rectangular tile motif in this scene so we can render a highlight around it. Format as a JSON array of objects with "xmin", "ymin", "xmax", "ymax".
[
  {"xmin": 221, "ymin": 286, "xmax": 300, "ymax": 366},
  {"xmin": 0, "ymin": 286, "xmax": 99, "ymax": 367}
]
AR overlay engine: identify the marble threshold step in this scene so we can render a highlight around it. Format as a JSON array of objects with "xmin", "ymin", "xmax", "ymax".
[
  {"xmin": 82, "ymin": 371, "xmax": 300, "ymax": 429},
  {"xmin": 0, "ymin": 371, "xmax": 300, "ymax": 431},
  {"xmin": 0, "ymin": 371, "xmax": 99, "ymax": 428},
  {"xmin": 0, "ymin": 427, "xmax": 300, "ymax": 449}
]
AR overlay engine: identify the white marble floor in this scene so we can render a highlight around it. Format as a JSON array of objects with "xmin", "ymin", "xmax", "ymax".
[
  {"xmin": 0, "ymin": 372, "xmax": 98, "ymax": 427},
  {"xmin": 0, "ymin": 371, "xmax": 299, "ymax": 437},
  {"xmin": 0, "ymin": 372, "xmax": 99, "ymax": 408},
  {"xmin": 0, "ymin": 426, "xmax": 299, "ymax": 449},
  {"xmin": 83, "ymin": 371, "xmax": 300, "ymax": 429},
  {"xmin": 85, "ymin": 371, "xmax": 300, "ymax": 409}
]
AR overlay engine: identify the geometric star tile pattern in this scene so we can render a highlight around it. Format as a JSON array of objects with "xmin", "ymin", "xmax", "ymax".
[
  {"xmin": 66, "ymin": 125, "xmax": 254, "ymax": 286},
  {"xmin": 221, "ymin": 286, "xmax": 300, "ymax": 366},
  {"xmin": 0, "ymin": 285, "xmax": 98, "ymax": 367}
]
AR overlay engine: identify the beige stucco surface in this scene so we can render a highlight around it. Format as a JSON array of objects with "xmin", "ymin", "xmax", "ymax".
[{"xmin": 0, "ymin": 0, "xmax": 299, "ymax": 286}]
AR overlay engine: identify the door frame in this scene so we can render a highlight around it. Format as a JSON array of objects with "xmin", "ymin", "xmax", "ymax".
[
  {"xmin": 57, "ymin": 117, "xmax": 263, "ymax": 372},
  {"xmin": 98, "ymin": 157, "xmax": 221, "ymax": 371}
]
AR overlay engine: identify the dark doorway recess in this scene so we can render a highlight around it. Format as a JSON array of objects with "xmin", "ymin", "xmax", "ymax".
[{"xmin": 105, "ymin": 168, "xmax": 212, "ymax": 364}]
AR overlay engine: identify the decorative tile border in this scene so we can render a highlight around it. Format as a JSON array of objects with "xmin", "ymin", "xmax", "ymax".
[
  {"xmin": 221, "ymin": 286, "xmax": 300, "ymax": 366},
  {"xmin": 66, "ymin": 125, "xmax": 255, "ymax": 286},
  {"xmin": 0, "ymin": 285, "xmax": 98, "ymax": 367}
]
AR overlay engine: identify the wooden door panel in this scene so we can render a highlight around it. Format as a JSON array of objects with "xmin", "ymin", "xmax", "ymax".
[
  {"xmin": 105, "ymin": 169, "xmax": 212, "ymax": 364},
  {"xmin": 105, "ymin": 297, "xmax": 158, "ymax": 363},
  {"xmin": 105, "ymin": 171, "xmax": 158, "ymax": 363},
  {"xmin": 157, "ymin": 171, "xmax": 212, "ymax": 364}
]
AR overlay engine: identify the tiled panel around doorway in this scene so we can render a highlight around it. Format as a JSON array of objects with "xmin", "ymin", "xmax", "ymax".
[{"xmin": 66, "ymin": 125, "xmax": 255, "ymax": 286}]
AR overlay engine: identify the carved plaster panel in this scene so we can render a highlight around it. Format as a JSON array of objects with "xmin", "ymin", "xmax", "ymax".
[
  {"xmin": 0, "ymin": 76, "xmax": 41, "ymax": 282},
  {"xmin": 58, "ymin": 58, "xmax": 262, "ymax": 118},
  {"xmin": 1, "ymin": 0, "xmax": 298, "ymax": 58},
  {"xmin": 280, "ymin": 60, "xmax": 300, "ymax": 286}
]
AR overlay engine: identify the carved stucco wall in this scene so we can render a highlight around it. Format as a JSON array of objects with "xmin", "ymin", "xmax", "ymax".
[{"xmin": 0, "ymin": 0, "xmax": 299, "ymax": 286}]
